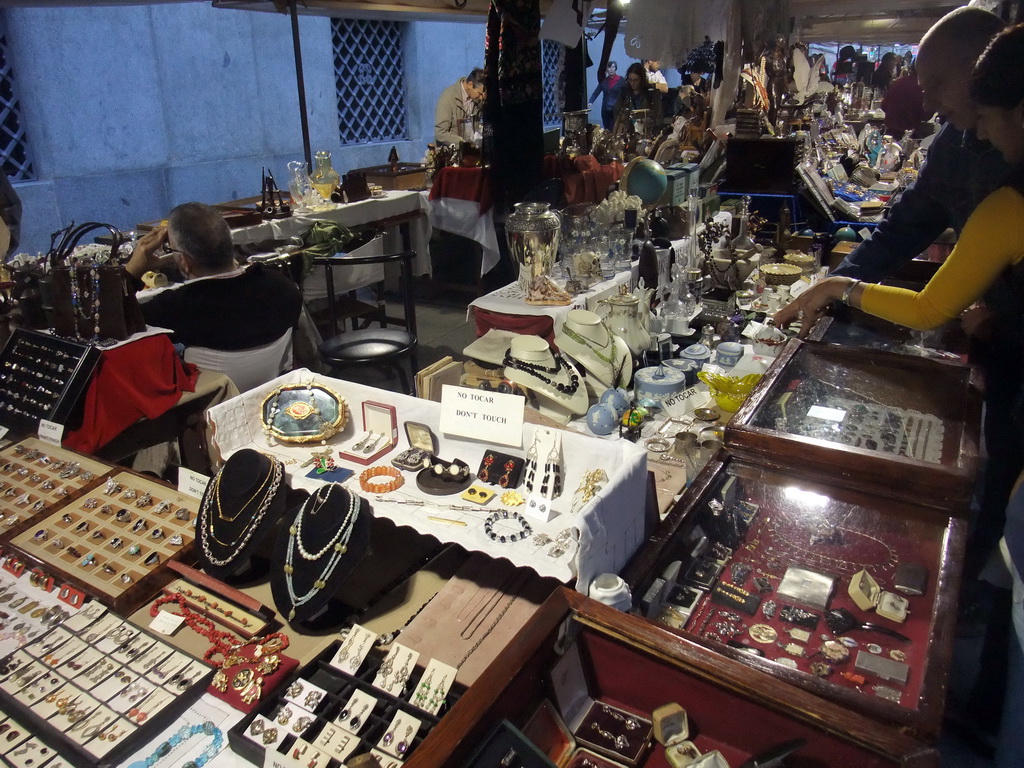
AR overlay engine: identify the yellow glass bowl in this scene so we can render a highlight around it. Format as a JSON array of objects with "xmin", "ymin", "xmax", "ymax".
[{"xmin": 697, "ymin": 371, "xmax": 763, "ymax": 412}]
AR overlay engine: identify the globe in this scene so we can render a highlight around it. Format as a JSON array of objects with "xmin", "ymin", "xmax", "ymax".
[{"xmin": 622, "ymin": 157, "xmax": 668, "ymax": 205}]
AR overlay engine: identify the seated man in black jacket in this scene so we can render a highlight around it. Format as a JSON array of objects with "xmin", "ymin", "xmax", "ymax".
[{"xmin": 126, "ymin": 202, "xmax": 302, "ymax": 350}]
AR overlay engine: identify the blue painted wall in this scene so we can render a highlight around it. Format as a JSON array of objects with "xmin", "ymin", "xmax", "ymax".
[{"xmin": 5, "ymin": 4, "xmax": 486, "ymax": 255}]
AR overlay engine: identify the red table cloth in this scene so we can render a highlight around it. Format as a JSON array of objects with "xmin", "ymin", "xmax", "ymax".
[
  {"xmin": 64, "ymin": 334, "xmax": 200, "ymax": 454},
  {"xmin": 429, "ymin": 166, "xmax": 495, "ymax": 213}
]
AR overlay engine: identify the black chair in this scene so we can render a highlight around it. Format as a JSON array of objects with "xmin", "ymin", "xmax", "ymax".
[{"xmin": 316, "ymin": 250, "xmax": 418, "ymax": 395}]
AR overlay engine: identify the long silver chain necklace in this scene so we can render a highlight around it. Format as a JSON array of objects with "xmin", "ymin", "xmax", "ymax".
[{"xmin": 198, "ymin": 458, "xmax": 283, "ymax": 567}]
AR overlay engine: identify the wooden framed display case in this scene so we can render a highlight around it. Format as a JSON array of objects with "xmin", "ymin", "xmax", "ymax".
[
  {"xmin": 806, "ymin": 306, "xmax": 968, "ymax": 359},
  {"xmin": 726, "ymin": 339, "xmax": 982, "ymax": 510},
  {"xmin": 0, "ymin": 438, "xmax": 111, "ymax": 526},
  {"xmin": 620, "ymin": 452, "xmax": 965, "ymax": 739},
  {"xmin": 1, "ymin": 469, "xmax": 200, "ymax": 615},
  {"xmin": 398, "ymin": 588, "xmax": 937, "ymax": 768}
]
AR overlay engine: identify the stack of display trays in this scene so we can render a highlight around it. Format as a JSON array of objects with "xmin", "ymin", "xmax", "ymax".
[
  {"xmin": 229, "ymin": 640, "xmax": 455, "ymax": 767},
  {"xmin": 5, "ymin": 471, "xmax": 199, "ymax": 614},
  {"xmin": 0, "ymin": 604, "xmax": 212, "ymax": 768},
  {"xmin": 0, "ymin": 328, "xmax": 102, "ymax": 435},
  {"xmin": 0, "ymin": 438, "xmax": 110, "ymax": 528}
]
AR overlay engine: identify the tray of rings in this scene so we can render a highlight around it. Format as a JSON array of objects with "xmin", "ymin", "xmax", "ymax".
[
  {"xmin": 4, "ymin": 471, "xmax": 200, "ymax": 615},
  {"xmin": 0, "ymin": 328, "xmax": 102, "ymax": 436},
  {"xmin": 0, "ymin": 438, "xmax": 111, "ymax": 529},
  {"xmin": 0, "ymin": 601, "xmax": 212, "ymax": 768}
]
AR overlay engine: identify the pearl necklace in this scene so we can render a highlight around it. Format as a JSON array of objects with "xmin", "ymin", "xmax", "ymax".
[
  {"xmin": 198, "ymin": 458, "xmax": 283, "ymax": 567},
  {"xmin": 283, "ymin": 486, "xmax": 359, "ymax": 620}
]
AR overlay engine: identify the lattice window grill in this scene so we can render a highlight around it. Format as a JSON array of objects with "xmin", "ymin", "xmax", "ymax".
[
  {"xmin": 0, "ymin": 19, "xmax": 33, "ymax": 182},
  {"xmin": 542, "ymin": 39, "xmax": 565, "ymax": 127},
  {"xmin": 332, "ymin": 19, "xmax": 408, "ymax": 145}
]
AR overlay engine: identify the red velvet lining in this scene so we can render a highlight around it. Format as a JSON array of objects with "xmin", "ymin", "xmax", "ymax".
[
  {"xmin": 578, "ymin": 630, "xmax": 900, "ymax": 767},
  {"xmin": 207, "ymin": 644, "xmax": 300, "ymax": 714},
  {"xmin": 678, "ymin": 467, "xmax": 942, "ymax": 712},
  {"xmin": 63, "ymin": 334, "xmax": 199, "ymax": 454}
]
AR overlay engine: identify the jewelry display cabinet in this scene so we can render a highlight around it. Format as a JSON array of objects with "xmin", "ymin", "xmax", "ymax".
[
  {"xmin": 620, "ymin": 451, "xmax": 965, "ymax": 739},
  {"xmin": 726, "ymin": 340, "xmax": 981, "ymax": 510},
  {"xmin": 806, "ymin": 305, "xmax": 968, "ymax": 358},
  {"xmin": 391, "ymin": 588, "xmax": 937, "ymax": 768},
  {"xmin": 0, "ymin": 329, "xmax": 102, "ymax": 436}
]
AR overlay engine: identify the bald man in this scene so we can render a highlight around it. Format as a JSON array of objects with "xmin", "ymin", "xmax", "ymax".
[{"xmin": 832, "ymin": 7, "xmax": 1007, "ymax": 281}]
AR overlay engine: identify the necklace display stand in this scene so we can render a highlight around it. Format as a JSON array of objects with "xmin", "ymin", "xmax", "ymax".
[
  {"xmin": 269, "ymin": 484, "xmax": 372, "ymax": 629},
  {"xmin": 196, "ymin": 449, "xmax": 291, "ymax": 583},
  {"xmin": 555, "ymin": 309, "xmax": 633, "ymax": 397},
  {"xmin": 502, "ymin": 336, "xmax": 588, "ymax": 425}
]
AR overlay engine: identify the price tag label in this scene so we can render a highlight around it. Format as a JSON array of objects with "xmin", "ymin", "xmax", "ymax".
[
  {"xmin": 177, "ymin": 468, "xmax": 210, "ymax": 499},
  {"xmin": 0, "ymin": 426, "xmax": 8, "ymax": 442},
  {"xmin": 38, "ymin": 420, "xmax": 64, "ymax": 446},
  {"xmin": 807, "ymin": 405, "xmax": 846, "ymax": 422},
  {"xmin": 149, "ymin": 610, "xmax": 185, "ymax": 636}
]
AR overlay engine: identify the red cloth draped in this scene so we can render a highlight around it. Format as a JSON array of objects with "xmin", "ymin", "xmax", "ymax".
[
  {"xmin": 473, "ymin": 307, "xmax": 556, "ymax": 346},
  {"xmin": 541, "ymin": 155, "xmax": 624, "ymax": 205},
  {"xmin": 64, "ymin": 334, "xmax": 200, "ymax": 454},
  {"xmin": 429, "ymin": 166, "xmax": 495, "ymax": 212}
]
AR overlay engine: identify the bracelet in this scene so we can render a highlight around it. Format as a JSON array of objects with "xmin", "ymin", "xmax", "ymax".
[
  {"xmin": 484, "ymin": 510, "xmax": 533, "ymax": 543},
  {"xmin": 840, "ymin": 279, "xmax": 860, "ymax": 306},
  {"xmin": 359, "ymin": 465, "xmax": 405, "ymax": 494}
]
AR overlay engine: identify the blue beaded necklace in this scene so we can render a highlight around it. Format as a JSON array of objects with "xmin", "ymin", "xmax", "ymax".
[{"xmin": 126, "ymin": 721, "xmax": 223, "ymax": 768}]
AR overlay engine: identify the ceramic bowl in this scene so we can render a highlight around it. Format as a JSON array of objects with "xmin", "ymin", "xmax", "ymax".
[
  {"xmin": 697, "ymin": 371, "xmax": 763, "ymax": 412},
  {"xmin": 760, "ymin": 262, "xmax": 802, "ymax": 286},
  {"xmin": 680, "ymin": 343, "xmax": 711, "ymax": 367}
]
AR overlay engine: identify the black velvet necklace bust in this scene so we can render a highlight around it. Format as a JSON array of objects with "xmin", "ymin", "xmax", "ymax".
[
  {"xmin": 197, "ymin": 449, "xmax": 288, "ymax": 581},
  {"xmin": 270, "ymin": 483, "xmax": 372, "ymax": 629}
]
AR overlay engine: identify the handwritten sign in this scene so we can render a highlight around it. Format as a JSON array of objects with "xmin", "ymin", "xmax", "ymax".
[
  {"xmin": 177, "ymin": 468, "xmax": 210, "ymax": 500},
  {"xmin": 439, "ymin": 385, "xmax": 524, "ymax": 447},
  {"xmin": 37, "ymin": 420, "xmax": 64, "ymax": 446}
]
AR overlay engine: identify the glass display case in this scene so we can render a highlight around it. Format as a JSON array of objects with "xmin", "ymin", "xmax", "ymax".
[
  {"xmin": 621, "ymin": 452, "xmax": 965, "ymax": 739},
  {"xmin": 806, "ymin": 306, "xmax": 968, "ymax": 360},
  {"xmin": 399, "ymin": 588, "xmax": 938, "ymax": 768},
  {"xmin": 727, "ymin": 340, "xmax": 981, "ymax": 510}
]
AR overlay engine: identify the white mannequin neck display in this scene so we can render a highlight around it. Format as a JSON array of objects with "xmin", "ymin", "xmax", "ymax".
[
  {"xmin": 503, "ymin": 335, "xmax": 589, "ymax": 423},
  {"xmin": 555, "ymin": 309, "xmax": 633, "ymax": 397}
]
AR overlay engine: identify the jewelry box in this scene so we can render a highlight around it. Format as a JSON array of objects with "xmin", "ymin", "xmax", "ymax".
[
  {"xmin": 392, "ymin": 421, "xmax": 438, "ymax": 472},
  {"xmin": 338, "ymin": 402, "xmax": 398, "ymax": 465},
  {"xmin": 621, "ymin": 451, "xmax": 965, "ymax": 739},
  {"xmin": 0, "ymin": 438, "xmax": 110, "ymax": 529},
  {"xmin": 227, "ymin": 638, "xmax": 456, "ymax": 767},
  {"xmin": 390, "ymin": 588, "xmax": 938, "ymax": 768},
  {"xmin": 0, "ymin": 329, "xmax": 102, "ymax": 436},
  {"xmin": 2, "ymin": 469, "xmax": 200, "ymax": 615},
  {"xmin": 726, "ymin": 339, "xmax": 981, "ymax": 509},
  {"xmin": 261, "ymin": 381, "xmax": 348, "ymax": 444},
  {"xmin": 0, "ymin": 602, "xmax": 212, "ymax": 768}
]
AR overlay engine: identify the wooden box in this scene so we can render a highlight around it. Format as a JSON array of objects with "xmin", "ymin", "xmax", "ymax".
[
  {"xmin": 725, "ymin": 340, "xmax": 981, "ymax": 510},
  {"xmin": 405, "ymin": 588, "xmax": 937, "ymax": 767},
  {"xmin": 620, "ymin": 452, "xmax": 965, "ymax": 740},
  {"xmin": 351, "ymin": 163, "xmax": 429, "ymax": 191}
]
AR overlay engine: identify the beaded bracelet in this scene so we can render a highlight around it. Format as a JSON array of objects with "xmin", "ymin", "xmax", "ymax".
[
  {"xmin": 359, "ymin": 466, "xmax": 405, "ymax": 494},
  {"xmin": 484, "ymin": 510, "xmax": 533, "ymax": 543}
]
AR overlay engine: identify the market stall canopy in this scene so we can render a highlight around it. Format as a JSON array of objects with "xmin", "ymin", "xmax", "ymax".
[
  {"xmin": 214, "ymin": 0, "xmax": 556, "ymax": 20},
  {"xmin": 790, "ymin": 0, "xmax": 961, "ymax": 44}
]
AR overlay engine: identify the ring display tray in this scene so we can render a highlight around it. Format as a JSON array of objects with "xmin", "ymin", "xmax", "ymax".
[
  {"xmin": 0, "ymin": 328, "xmax": 102, "ymax": 435},
  {"xmin": 726, "ymin": 340, "xmax": 981, "ymax": 509},
  {"xmin": 622, "ymin": 452, "xmax": 965, "ymax": 738},
  {"xmin": 0, "ymin": 438, "xmax": 110, "ymax": 527},
  {"xmin": 0, "ymin": 606, "xmax": 212, "ymax": 768},
  {"xmin": 4, "ymin": 471, "xmax": 199, "ymax": 615},
  {"xmin": 228, "ymin": 639, "xmax": 458, "ymax": 767}
]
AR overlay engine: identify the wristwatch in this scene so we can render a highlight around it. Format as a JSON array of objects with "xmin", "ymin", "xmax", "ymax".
[{"xmin": 840, "ymin": 280, "xmax": 860, "ymax": 306}]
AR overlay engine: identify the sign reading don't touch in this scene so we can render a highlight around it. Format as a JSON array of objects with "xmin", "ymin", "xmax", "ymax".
[{"xmin": 439, "ymin": 385, "xmax": 525, "ymax": 447}]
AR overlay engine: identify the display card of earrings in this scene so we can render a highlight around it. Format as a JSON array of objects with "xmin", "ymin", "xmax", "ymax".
[
  {"xmin": 6, "ymin": 471, "xmax": 200, "ymax": 615},
  {"xmin": 229, "ymin": 625, "xmax": 460, "ymax": 768},
  {"xmin": 0, "ymin": 601, "xmax": 213, "ymax": 768},
  {"xmin": 644, "ymin": 461, "xmax": 944, "ymax": 713},
  {"xmin": 0, "ymin": 328, "xmax": 102, "ymax": 435},
  {"xmin": 0, "ymin": 438, "xmax": 110, "ymax": 529}
]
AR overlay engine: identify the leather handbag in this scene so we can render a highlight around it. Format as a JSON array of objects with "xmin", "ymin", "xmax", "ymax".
[{"xmin": 48, "ymin": 222, "xmax": 146, "ymax": 341}]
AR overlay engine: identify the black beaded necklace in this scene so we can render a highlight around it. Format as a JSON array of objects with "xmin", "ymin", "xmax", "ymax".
[{"xmin": 503, "ymin": 351, "xmax": 581, "ymax": 395}]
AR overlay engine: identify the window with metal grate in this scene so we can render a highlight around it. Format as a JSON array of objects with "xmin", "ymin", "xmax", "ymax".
[
  {"xmin": 0, "ymin": 15, "xmax": 33, "ymax": 182},
  {"xmin": 332, "ymin": 18, "xmax": 409, "ymax": 146},
  {"xmin": 541, "ymin": 39, "xmax": 564, "ymax": 128}
]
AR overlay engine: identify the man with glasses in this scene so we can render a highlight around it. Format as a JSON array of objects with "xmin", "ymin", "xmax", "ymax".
[
  {"xmin": 126, "ymin": 202, "xmax": 301, "ymax": 351},
  {"xmin": 434, "ymin": 68, "xmax": 487, "ymax": 146}
]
